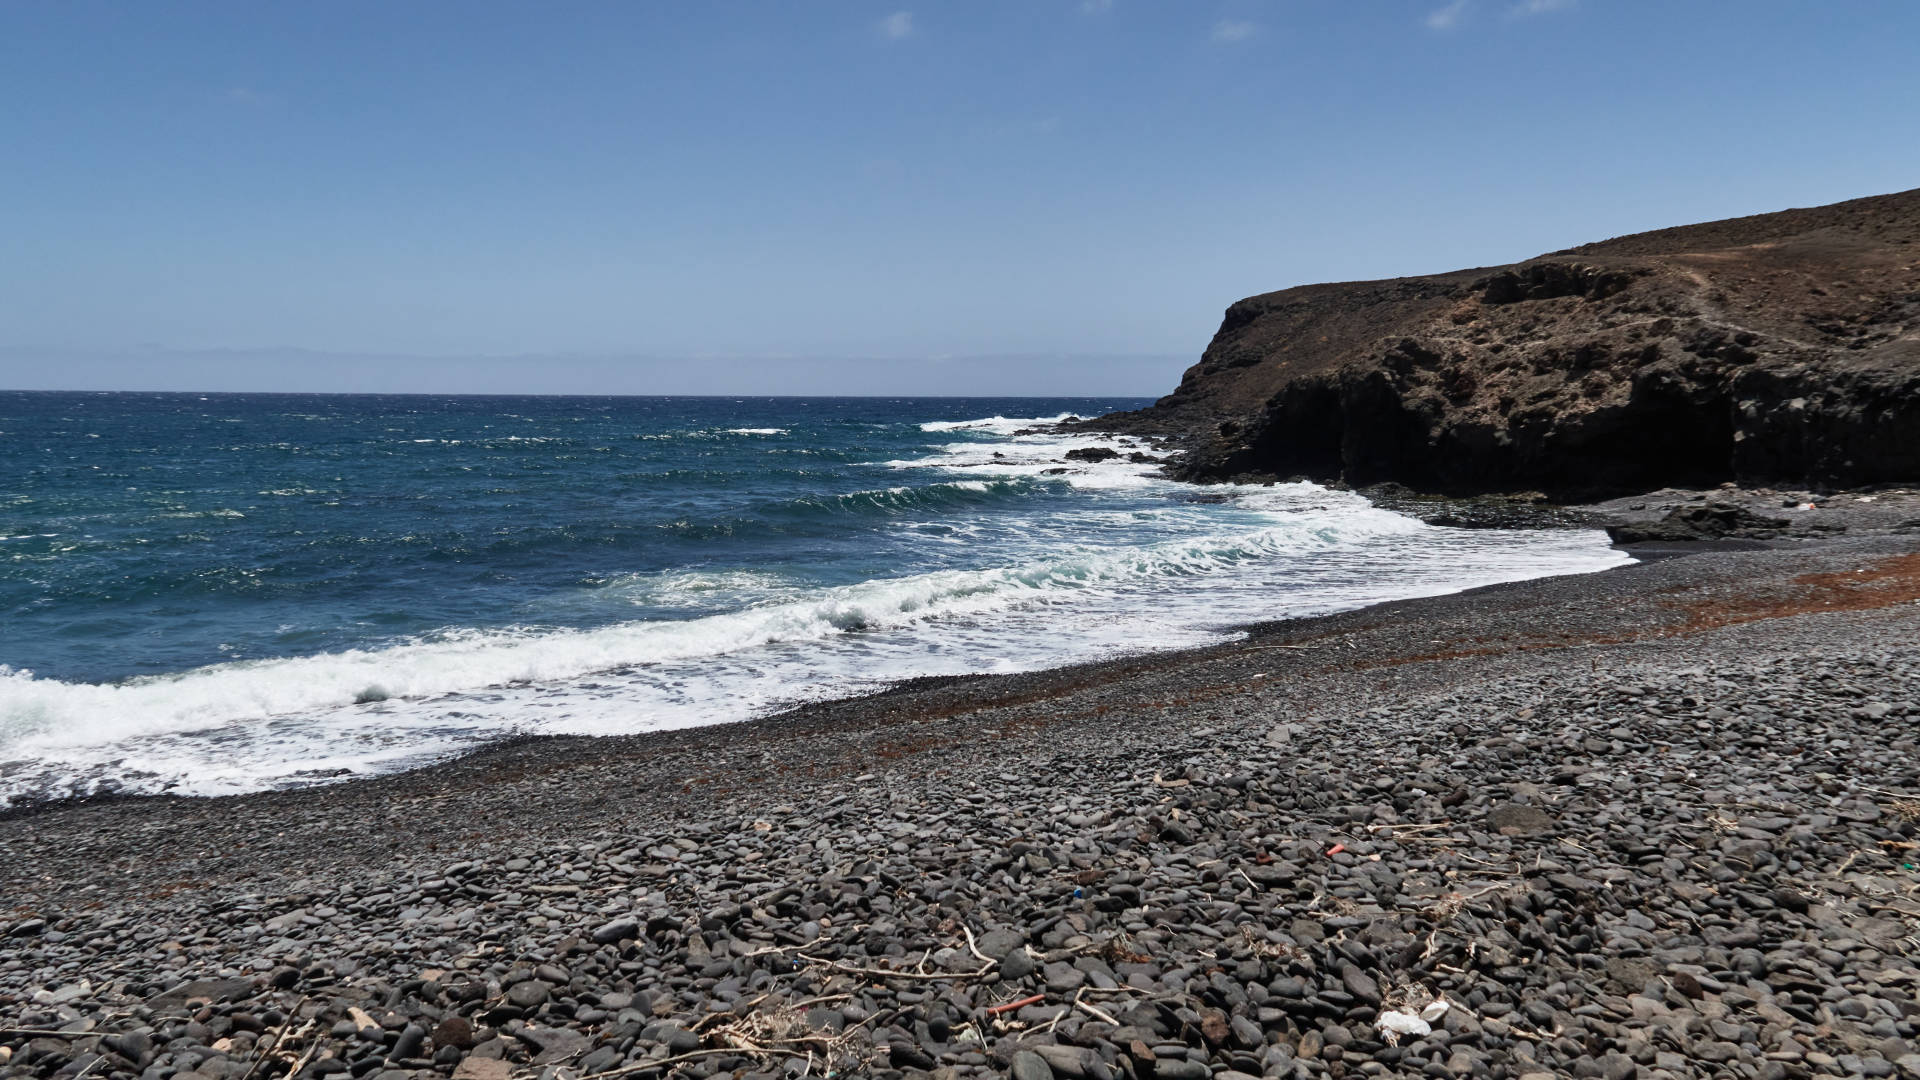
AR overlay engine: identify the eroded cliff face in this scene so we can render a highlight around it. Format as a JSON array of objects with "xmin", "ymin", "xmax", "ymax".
[{"xmin": 1096, "ymin": 188, "xmax": 1920, "ymax": 500}]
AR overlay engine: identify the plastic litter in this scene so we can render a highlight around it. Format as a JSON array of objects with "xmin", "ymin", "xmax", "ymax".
[{"xmin": 1376, "ymin": 1009, "xmax": 1431, "ymax": 1040}]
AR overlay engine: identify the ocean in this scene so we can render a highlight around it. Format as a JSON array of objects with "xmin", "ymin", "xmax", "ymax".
[{"xmin": 0, "ymin": 392, "xmax": 1632, "ymax": 806}]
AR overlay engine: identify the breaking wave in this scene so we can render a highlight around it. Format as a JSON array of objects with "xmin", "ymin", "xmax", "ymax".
[
  {"xmin": 0, "ymin": 396, "xmax": 1634, "ymax": 805},
  {"xmin": 0, "ymin": 510, "xmax": 1425, "ymax": 754}
]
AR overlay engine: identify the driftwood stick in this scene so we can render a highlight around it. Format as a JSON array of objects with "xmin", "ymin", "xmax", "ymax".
[
  {"xmin": 962, "ymin": 925, "xmax": 996, "ymax": 965},
  {"xmin": 570, "ymin": 1047, "xmax": 745, "ymax": 1080},
  {"xmin": 1045, "ymin": 990, "xmax": 1081, "ymax": 1035},
  {"xmin": 796, "ymin": 955, "xmax": 992, "ymax": 981},
  {"xmin": 986, "ymin": 993, "xmax": 1045, "ymax": 1015},
  {"xmin": 278, "ymin": 1028, "xmax": 323, "ymax": 1080},
  {"xmin": 240, "ymin": 998, "xmax": 308, "ymax": 1080},
  {"xmin": 783, "ymin": 993, "xmax": 854, "ymax": 1010},
  {"xmin": 1072, "ymin": 997, "xmax": 1122, "ymax": 1025}
]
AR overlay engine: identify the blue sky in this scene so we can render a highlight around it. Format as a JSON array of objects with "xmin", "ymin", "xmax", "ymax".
[{"xmin": 1, "ymin": 2, "xmax": 1915, "ymax": 394}]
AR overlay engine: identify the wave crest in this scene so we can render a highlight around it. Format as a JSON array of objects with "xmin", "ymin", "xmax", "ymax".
[
  {"xmin": 0, "ymin": 512, "xmax": 1422, "ymax": 757},
  {"xmin": 919, "ymin": 413, "xmax": 1082, "ymax": 433},
  {"xmin": 780, "ymin": 479, "xmax": 1042, "ymax": 517}
]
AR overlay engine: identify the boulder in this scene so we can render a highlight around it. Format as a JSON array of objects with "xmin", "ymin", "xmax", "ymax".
[
  {"xmin": 1064, "ymin": 446, "xmax": 1121, "ymax": 463},
  {"xmin": 1606, "ymin": 503, "xmax": 1792, "ymax": 543}
]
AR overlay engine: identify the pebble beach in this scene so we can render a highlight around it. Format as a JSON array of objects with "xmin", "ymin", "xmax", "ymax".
[
  {"xmin": 5, "ymin": 529, "xmax": 1920, "ymax": 1080},
  {"xmin": 10, "ymin": 9, "xmax": 1918, "ymax": 1080}
]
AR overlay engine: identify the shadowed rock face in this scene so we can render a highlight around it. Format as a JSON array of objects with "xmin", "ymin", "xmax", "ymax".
[{"xmin": 1092, "ymin": 188, "xmax": 1920, "ymax": 499}]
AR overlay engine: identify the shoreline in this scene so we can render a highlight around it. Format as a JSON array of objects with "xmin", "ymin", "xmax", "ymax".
[
  {"xmin": 0, "ymin": 508, "xmax": 1638, "ymax": 826},
  {"xmin": 4, "ymin": 481, "xmax": 1912, "ymax": 826},
  {"xmin": 0, "ymin": 553, "xmax": 1623, "ymax": 826},
  {"xmin": 3, "ymin": 529, "xmax": 1915, "ymax": 899},
  {"xmin": 0, "ymin": 513, "xmax": 1912, "ymax": 841},
  {"xmin": 0, "ymin": 497, "xmax": 1631, "ymax": 820}
]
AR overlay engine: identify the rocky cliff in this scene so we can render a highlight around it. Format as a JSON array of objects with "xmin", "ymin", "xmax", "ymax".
[{"xmin": 1094, "ymin": 188, "xmax": 1920, "ymax": 499}]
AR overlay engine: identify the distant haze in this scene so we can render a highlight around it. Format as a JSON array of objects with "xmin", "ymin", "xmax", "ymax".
[
  {"xmin": 2, "ymin": 3, "xmax": 1916, "ymax": 394},
  {"xmin": 0, "ymin": 348, "xmax": 1181, "ymax": 398}
]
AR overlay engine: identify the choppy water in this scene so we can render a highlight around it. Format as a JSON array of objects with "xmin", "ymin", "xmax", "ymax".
[{"xmin": 0, "ymin": 392, "xmax": 1632, "ymax": 804}]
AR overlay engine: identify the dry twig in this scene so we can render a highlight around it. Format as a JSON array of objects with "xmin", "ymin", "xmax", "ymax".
[
  {"xmin": 240, "ymin": 998, "xmax": 308, "ymax": 1080},
  {"xmin": 986, "ymin": 994, "xmax": 1045, "ymax": 1016},
  {"xmin": 794, "ymin": 955, "xmax": 991, "ymax": 981},
  {"xmin": 1072, "ymin": 996, "xmax": 1121, "ymax": 1025}
]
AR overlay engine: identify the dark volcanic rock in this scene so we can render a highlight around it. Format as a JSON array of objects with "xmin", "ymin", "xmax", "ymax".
[
  {"xmin": 589, "ymin": 916, "xmax": 638, "ymax": 944},
  {"xmin": 1486, "ymin": 802, "xmax": 1556, "ymax": 837},
  {"xmin": 1086, "ymin": 188, "xmax": 1920, "ymax": 499},
  {"xmin": 1064, "ymin": 445, "xmax": 1121, "ymax": 462},
  {"xmin": 1605, "ymin": 503, "xmax": 1793, "ymax": 543}
]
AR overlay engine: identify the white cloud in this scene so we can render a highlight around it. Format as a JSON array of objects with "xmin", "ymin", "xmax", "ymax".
[
  {"xmin": 1080, "ymin": 0, "xmax": 1113, "ymax": 12},
  {"xmin": 1512, "ymin": 0, "xmax": 1574, "ymax": 14},
  {"xmin": 1425, "ymin": 0, "xmax": 1469, "ymax": 30},
  {"xmin": 1211, "ymin": 19, "xmax": 1256, "ymax": 42},
  {"xmin": 877, "ymin": 11, "xmax": 914, "ymax": 39}
]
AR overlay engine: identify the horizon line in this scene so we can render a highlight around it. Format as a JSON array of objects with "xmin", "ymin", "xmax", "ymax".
[{"xmin": 0, "ymin": 387, "xmax": 1160, "ymax": 401}]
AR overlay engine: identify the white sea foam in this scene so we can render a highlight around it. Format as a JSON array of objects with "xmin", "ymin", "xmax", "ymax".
[
  {"xmin": 0, "ymin": 513, "xmax": 1627, "ymax": 804},
  {"xmin": 588, "ymin": 568, "xmax": 798, "ymax": 611},
  {"xmin": 0, "ymin": 513, "xmax": 1417, "ymax": 747},
  {"xmin": 0, "ymin": 412, "xmax": 1635, "ymax": 805},
  {"xmin": 918, "ymin": 413, "xmax": 1082, "ymax": 433},
  {"xmin": 723, "ymin": 428, "xmax": 789, "ymax": 436},
  {"xmin": 885, "ymin": 424, "xmax": 1165, "ymax": 491}
]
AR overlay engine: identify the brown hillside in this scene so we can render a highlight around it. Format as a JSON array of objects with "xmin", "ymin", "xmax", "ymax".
[{"xmin": 1092, "ymin": 188, "xmax": 1920, "ymax": 499}]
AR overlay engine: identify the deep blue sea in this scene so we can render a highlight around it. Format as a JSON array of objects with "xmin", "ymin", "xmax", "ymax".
[{"xmin": 0, "ymin": 392, "xmax": 1630, "ymax": 804}]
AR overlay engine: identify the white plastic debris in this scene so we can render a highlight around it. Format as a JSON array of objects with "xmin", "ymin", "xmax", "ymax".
[
  {"xmin": 1376, "ymin": 1009, "xmax": 1432, "ymax": 1039},
  {"xmin": 1420, "ymin": 999, "xmax": 1451, "ymax": 1022}
]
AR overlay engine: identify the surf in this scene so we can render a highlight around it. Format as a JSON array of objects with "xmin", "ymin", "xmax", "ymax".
[{"xmin": 0, "ymin": 395, "xmax": 1633, "ymax": 806}]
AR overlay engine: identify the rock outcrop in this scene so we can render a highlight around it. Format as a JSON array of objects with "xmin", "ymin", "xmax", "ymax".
[{"xmin": 1092, "ymin": 188, "xmax": 1920, "ymax": 499}]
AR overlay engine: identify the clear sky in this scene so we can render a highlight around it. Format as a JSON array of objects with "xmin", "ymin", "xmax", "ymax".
[{"xmin": 1, "ymin": 2, "xmax": 1915, "ymax": 395}]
